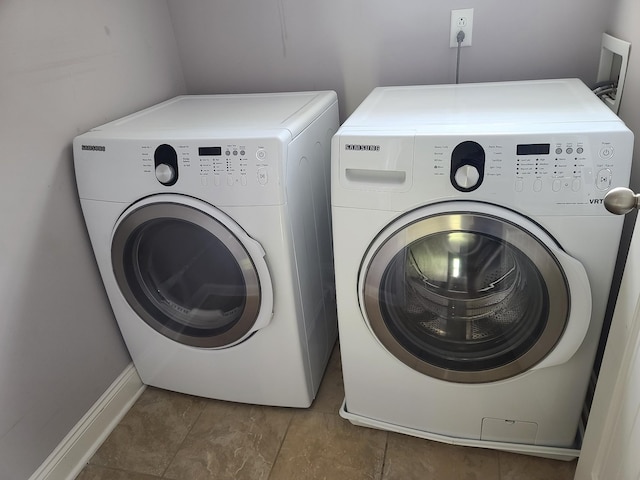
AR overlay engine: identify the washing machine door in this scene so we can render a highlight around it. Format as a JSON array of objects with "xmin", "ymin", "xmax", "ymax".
[
  {"xmin": 111, "ymin": 195, "xmax": 273, "ymax": 348},
  {"xmin": 359, "ymin": 201, "xmax": 591, "ymax": 383}
]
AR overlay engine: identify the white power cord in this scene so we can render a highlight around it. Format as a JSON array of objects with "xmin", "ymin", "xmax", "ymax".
[{"xmin": 455, "ymin": 30, "xmax": 465, "ymax": 84}]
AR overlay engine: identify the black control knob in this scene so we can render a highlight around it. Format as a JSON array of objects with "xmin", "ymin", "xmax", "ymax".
[
  {"xmin": 154, "ymin": 144, "xmax": 178, "ymax": 186},
  {"xmin": 450, "ymin": 141, "xmax": 485, "ymax": 192}
]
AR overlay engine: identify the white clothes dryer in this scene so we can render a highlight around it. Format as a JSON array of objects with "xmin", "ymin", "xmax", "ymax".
[
  {"xmin": 331, "ymin": 79, "xmax": 633, "ymax": 457},
  {"xmin": 74, "ymin": 92, "xmax": 339, "ymax": 407}
]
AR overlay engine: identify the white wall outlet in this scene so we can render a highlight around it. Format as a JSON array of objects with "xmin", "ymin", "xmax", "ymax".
[{"xmin": 450, "ymin": 8, "xmax": 473, "ymax": 48}]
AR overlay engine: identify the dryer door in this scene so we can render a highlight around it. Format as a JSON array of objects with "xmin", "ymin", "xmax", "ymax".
[
  {"xmin": 359, "ymin": 202, "xmax": 591, "ymax": 383},
  {"xmin": 111, "ymin": 195, "xmax": 273, "ymax": 348}
]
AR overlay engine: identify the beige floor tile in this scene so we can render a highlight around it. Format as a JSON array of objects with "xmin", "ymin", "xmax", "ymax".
[
  {"xmin": 163, "ymin": 400, "xmax": 293, "ymax": 480},
  {"xmin": 309, "ymin": 343, "xmax": 344, "ymax": 415},
  {"xmin": 269, "ymin": 411, "xmax": 387, "ymax": 480},
  {"xmin": 382, "ymin": 433, "xmax": 500, "ymax": 480},
  {"xmin": 498, "ymin": 451, "xmax": 577, "ymax": 480},
  {"xmin": 77, "ymin": 344, "xmax": 582, "ymax": 480},
  {"xmin": 76, "ymin": 465, "xmax": 162, "ymax": 479},
  {"xmin": 88, "ymin": 387, "xmax": 206, "ymax": 476}
]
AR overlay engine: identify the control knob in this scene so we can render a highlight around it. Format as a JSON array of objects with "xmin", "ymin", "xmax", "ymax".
[
  {"xmin": 450, "ymin": 141, "xmax": 485, "ymax": 192},
  {"xmin": 454, "ymin": 164, "xmax": 481, "ymax": 189},
  {"xmin": 155, "ymin": 163, "xmax": 176, "ymax": 185}
]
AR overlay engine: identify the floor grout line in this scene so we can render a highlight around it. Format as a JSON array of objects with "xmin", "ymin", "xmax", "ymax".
[
  {"xmin": 266, "ymin": 407, "xmax": 296, "ymax": 480},
  {"xmin": 379, "ymin": 431, "xmax": 390, "ymax": 480},
  {"xmin": 158, "ymin": 392, "xmax": 208, "ymax": 479}
]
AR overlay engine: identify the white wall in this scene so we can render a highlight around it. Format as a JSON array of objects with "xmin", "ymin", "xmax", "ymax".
[
  {"xmin": 0, "ymin": 1, "xmax": 185, "ymax": 478},
  {"xmin": 168, "ymin": 0, "xmax": 612, "ymax": 119},
  {"xmin": 593, "ymin": 0, "xmax": 640, "ymax": 360},
  {"xmin": 575, "ymin": 4, "xmax": 640, "ymax": 475},
  {"xmin": 607, "ymin": 0, "xmax": 640, "ymax": 190}
]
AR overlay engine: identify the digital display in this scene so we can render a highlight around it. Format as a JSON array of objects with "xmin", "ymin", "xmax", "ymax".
[
  {"xmin": 198, "ymin": 146, "xmax": 222, "ymax": 156},
  {"xmin": 517, "ymin": 144, "xmax": 550, "ymax": 156}
]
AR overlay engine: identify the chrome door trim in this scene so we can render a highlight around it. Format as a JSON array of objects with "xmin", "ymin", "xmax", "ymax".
[
  {"xmin": 112, "ymin": 201, "xmax": 263, "ymax": 348},
  {"xmin": 361, "ymin": 209, "xmax": 570, "ymax": 383}
]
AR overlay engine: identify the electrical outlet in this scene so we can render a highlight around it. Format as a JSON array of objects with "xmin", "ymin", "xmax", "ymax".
[{"xmin": 450, "ymin": 8, "xmax": 473, "ymax": 48}]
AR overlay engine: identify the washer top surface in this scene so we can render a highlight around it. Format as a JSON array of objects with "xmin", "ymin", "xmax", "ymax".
[
  {"xmin": 90, "ymin": 91, "xmax": 336, "ymax": 138},
  {"xmin": 342, "ymin": 79, "xmax": 620, "ymax": 129}
]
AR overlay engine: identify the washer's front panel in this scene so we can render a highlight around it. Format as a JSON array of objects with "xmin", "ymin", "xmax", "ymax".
[{"xmin": 333, "ymin": 129, "xmax": 633, "ymax": 216}]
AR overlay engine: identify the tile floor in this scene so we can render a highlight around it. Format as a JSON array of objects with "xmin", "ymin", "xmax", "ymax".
[{"xmin": 77, "ymin": 344, "xmax": 577, "ymax": 480}]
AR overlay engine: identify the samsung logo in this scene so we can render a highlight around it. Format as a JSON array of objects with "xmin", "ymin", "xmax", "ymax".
[
  {"xmin": 82, "ymin": 145, "xmax": 106, "ymax": 152},
  {"xmin": 345, "ymin": 144, "xmax": 380, "ymax": 152}
]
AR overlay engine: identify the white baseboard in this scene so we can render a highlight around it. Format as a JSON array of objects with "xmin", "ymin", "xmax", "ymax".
[{"xmin": 29, "ymin": 364, "xmax": 146, "ymax": 480}]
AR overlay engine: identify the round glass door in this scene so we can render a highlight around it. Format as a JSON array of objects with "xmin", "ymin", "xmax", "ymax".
[
  {"xmin": 112, "ymin": 201, "xmax": 267, "ymax": 348},
  {"xmin": 361, "ymin": 209, "xmax": 571, "ymax": 383}
]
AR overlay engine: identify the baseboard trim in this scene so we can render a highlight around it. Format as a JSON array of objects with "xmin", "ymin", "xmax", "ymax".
[{"xmin": 29, "ymin": 364, "xmax": 146, "ymax": 480}]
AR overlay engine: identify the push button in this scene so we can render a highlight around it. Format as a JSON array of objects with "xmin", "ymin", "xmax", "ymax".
[
  {"xmin": 257, "ymin": 167, "xmax": 268, "ymax": 185},
  {"xmin": 533, "ymin": 179, "xmax": 542, "ymax": 192},
  {"xmin": 596, "ymin": 169, "xmax": 612, "ymax": 190},
  {"xmin": 599, "ymin": 146, "xmax": 614, "ymax": 159},
  {"xmin": 515, "ymin": 179, "xmax": 524, "ymax": 192},
  {"xmin": 572, "ymin": 178, "xmax": 581, "ymax": 192}
]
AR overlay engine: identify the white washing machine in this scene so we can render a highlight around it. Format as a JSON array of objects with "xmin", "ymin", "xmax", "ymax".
[
  {"xmin": 74, "ymin": 91, "xmax": 339, "ymax": 407},
  {"xmin": 331, "ymin": 79, "xmax": 633, "ymax": 458}
]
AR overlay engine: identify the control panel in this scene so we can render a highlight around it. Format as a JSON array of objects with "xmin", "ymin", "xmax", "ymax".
[
  {"xmin": 141, "ymin": 142, "xmax": 276, "ymax": 185},
  {"xmin": 420, "ymin": 132, "xmax": 633, "ymax": 214},
  {"xmin": 335, "ymin": 132, "xmax": 632, "ymax": 215},
  {"xmin": 512, "ymin": 140, "xmax": 612, "ymax": 194},
  {"xmin": 138, "ymin": 138, "xmax": 283, "ymax": 205}
]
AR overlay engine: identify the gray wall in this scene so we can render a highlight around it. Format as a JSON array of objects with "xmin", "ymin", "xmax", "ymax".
[
  {"xmin": 0, "ymin": 1, "xmax": 185, "ymax": 478},
  {"xmin": 168, "ymin": 0, "xmax": 612, "ymax": 119},
  {"xmin": 4, "ymin": 1, "xmax": 634, "ymax": 478}
]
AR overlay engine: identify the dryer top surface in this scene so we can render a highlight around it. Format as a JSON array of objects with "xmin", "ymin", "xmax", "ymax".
[{"xmin": 88, "ymin": 91, "xmax": 337, "ymax": 139}]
